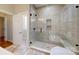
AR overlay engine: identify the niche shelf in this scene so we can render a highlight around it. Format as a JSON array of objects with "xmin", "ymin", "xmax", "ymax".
[{"xmin": 46, "ymin": 19, "xmax": 52, "ymax": 30}]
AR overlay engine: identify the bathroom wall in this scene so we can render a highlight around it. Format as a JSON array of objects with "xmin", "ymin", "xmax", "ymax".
[
  {"xmin": 36, "ymin": 4, "xmax": 79, "ymax": 49},
  {"xmin": 36, "ymin": 5, "xmax": 64, "ymax": 43},
  {"xmin": 62, "ymin": 4, "xmax": 79, "ymax": 49}
]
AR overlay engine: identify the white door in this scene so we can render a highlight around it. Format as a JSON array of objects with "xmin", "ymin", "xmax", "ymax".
[
  {"xmin": 13, "ymin": 12, "xmax": 27, "ymax": 46},
  {"xmin": 13, "ymin": 12, "xmax": 29, "ymax": 54}
]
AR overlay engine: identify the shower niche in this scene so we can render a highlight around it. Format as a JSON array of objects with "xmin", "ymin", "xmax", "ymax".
[{"xmin": 46, "ymin": 19, "xmax": 52, "ymax": 31}]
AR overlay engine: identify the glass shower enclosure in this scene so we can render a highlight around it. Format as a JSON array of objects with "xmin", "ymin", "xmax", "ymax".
[{"xmin": 28, "ymin": 4, "xmax": 79, "ymax": 54}]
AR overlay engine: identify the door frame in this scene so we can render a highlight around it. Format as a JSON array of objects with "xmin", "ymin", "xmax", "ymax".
[
  {"xmin": 0, "ymin": 16, "xmax": 8, "ymax": 41},
  {"xmin": 0, "ymin": 10, "xmax": 13, "ymax": 41},
  {"xmin": 4, "ymin": 17, "xmax": 7, "ymax": 41}
]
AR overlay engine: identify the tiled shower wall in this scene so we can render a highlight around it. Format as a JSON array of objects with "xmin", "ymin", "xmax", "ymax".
[
  {"xmin": 36, "ymin": 4, "xmax": 79, "ymax": 49},
  {"xmin": 30, "ymin": 4, "xmax": 79, "ymax": 50},
  {"xmin": 63, "ymin": 4, "xmax": 79, "ymax": 49},
  {"xmin": 36, "ymin": 5, "xmax": 66, "ymax": 43}
]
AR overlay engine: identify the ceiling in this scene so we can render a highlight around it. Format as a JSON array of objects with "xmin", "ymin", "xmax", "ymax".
[
  {"xmin": 34, "ymin": 4, "xmax": 48, "ymax": 8},
  {"xmin": 34, "ymin": 4, "xmax": 65, "ymax": 9}
]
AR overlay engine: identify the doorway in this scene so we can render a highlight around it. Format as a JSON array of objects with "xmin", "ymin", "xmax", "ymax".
[
  {"xmin": 0, "ymin": 17, "xmax": 5, "ymax": 41},
  {"xmin": 0, "ymin": 17, "xmax": 13, "ymax": 48}
]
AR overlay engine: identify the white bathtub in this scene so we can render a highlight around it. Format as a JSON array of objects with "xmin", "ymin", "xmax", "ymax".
[{"xmin": 30, "ymin": 41, "xmax": 56, "ymax": 54}]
